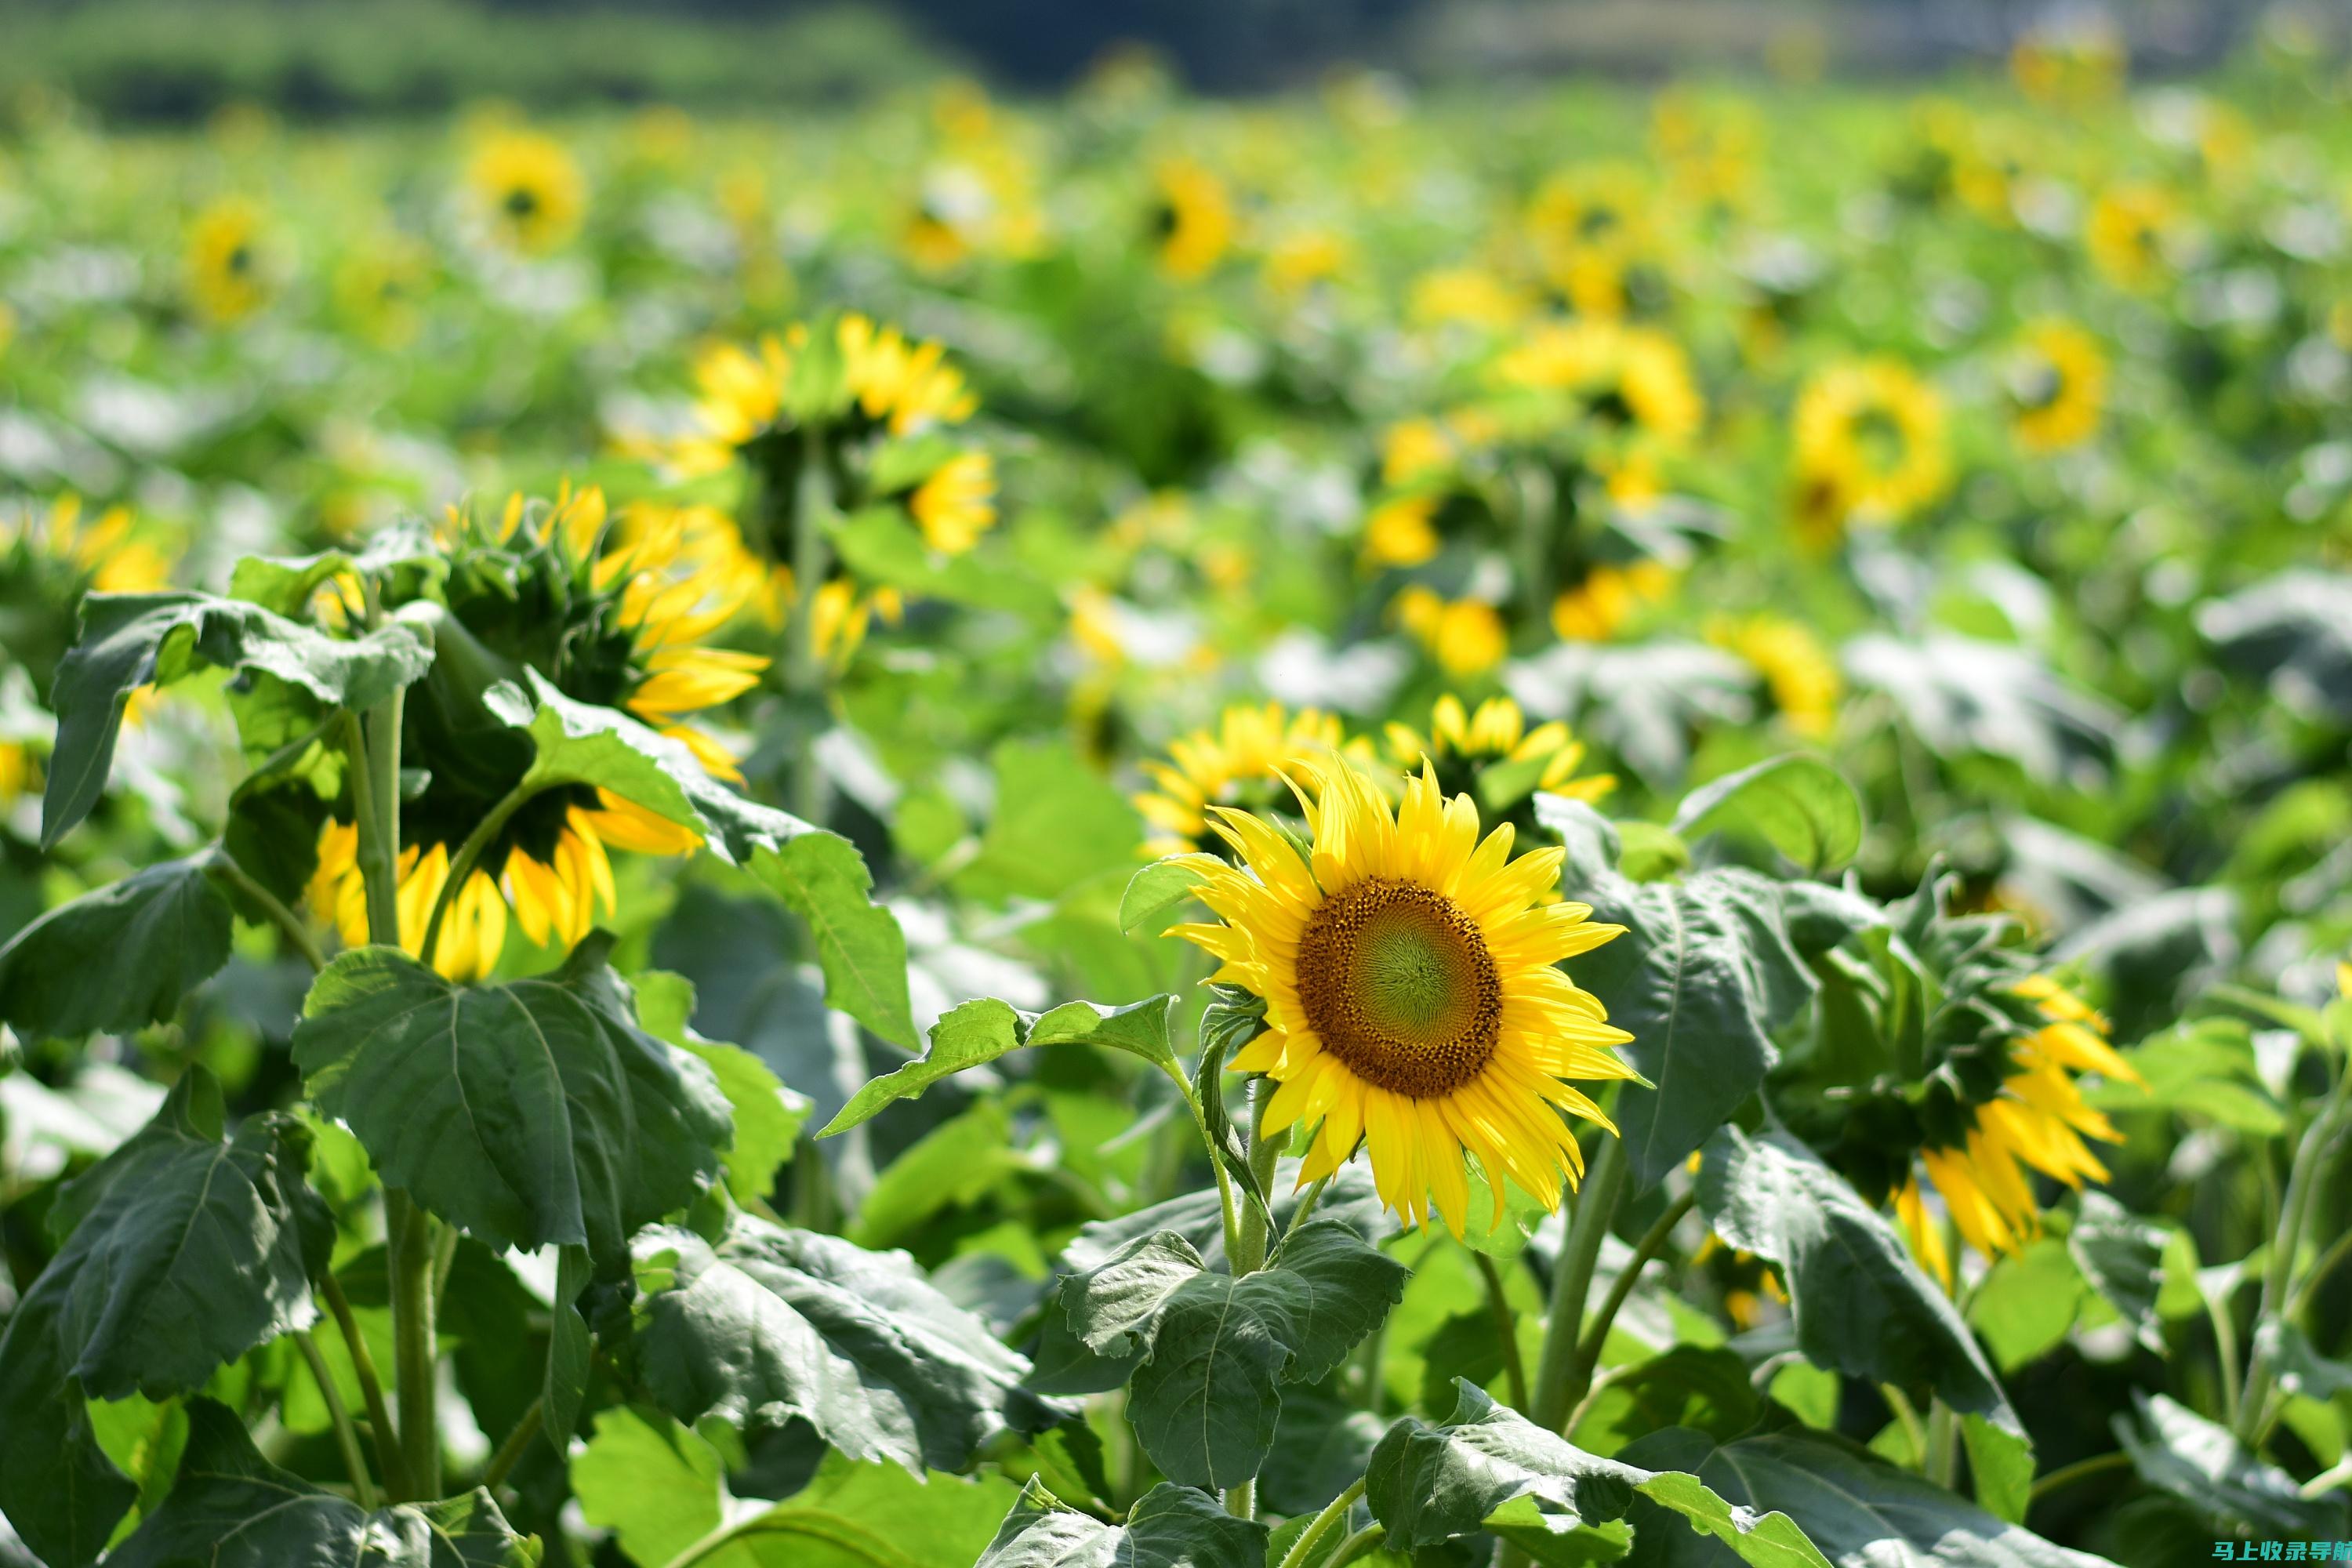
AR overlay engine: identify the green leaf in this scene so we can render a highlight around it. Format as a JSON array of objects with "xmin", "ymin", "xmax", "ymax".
[
  {"xmin": 108, "ymin": 1399, "xmax": 538, "ymax": 1567},
  {"xmin": 545, "ymin": 1244, "xmax": 593, "ymax": 1454},
  {"xmin": 292, "ymin": 934, "xmax": 731, "ymax": 1266},
  {"xmin": 1965, "ymin": 1240, "xmax": 2085, "ymax": 1372},
  {"xmin": 0, "ymin": 1069, "xmax": 323, "ymax": 1568},
  {"xmin": 2117, "ymin": 1392, "xmax": 2350, "ymax": 1540},
  {"xmin": 978, "ymin": 1478, "xmax": 1269, "ymax": 1568},
  {"xmin": 1052, "ymin": 1221, "xmax": 1408, "ymax": 1489},
  {"xmin": 850, "ymin": 1099, "xmax": 1027, "ymax": 1248},
  {"xmin": 1121, "ymin": 857, "xmax": 1207, "ymax": 935},
  {"xmin": 630, "ymin": 1211, "xmax": 1065, "ymax": 1474},
  {"xmin": 1697, "ymin": 1126, "xmax": 2020, "ymax": 1436},
  {"xmin": 1368, "ymin": 1382, "xmax": 1831, "ymax": 1567},
  {"xmin": 636, "ymin": 971, "xmax": 810, "ymax": 1203},
  {"xmin": 572, "ymin": 1405, "xmax": 726, "ymax": 1568},
  {"xmin": 2067, "ymin": 1192, "xmax": 2169, "ymax": 1355},
  {"xmin": 1618, "ymin": 1425, "xmax": 2108, "ymax": 1566},
  {"xmin": 831, "ymin": 506, "xmax": 1059, "ymax": 619},
  {"xmin": 42, "ymin": 590, "xmax": 433, "ymax": 848},
  {"xmin": 960, "ymin": 738, "xmax": 1143, "ymax": 903},
  {"xmin": 0, "ymin": 855, "xmax": 232, "ymax": 1038},
  {"xmin": 747, "ymin": 833, "xmax": 918, "ymax": 1051},
  {"xmin": 1570, "ymin": 865, "xmax": 1816, "ymax": 1189},
  {"xmin": 823, "ymin": 993, "xmax": 1177, "ymax": 1135},
  {"xmin": 1671, "ymin": 753, "xmax": 1864, "ymax": 873},
  {"xmin": 769, "ymin": 1456, "xmax": 1029, "ymax": 1568}
]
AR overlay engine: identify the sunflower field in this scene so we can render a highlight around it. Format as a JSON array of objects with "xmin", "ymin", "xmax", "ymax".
[{"xmin": 2, "ymin": 17, "xmax": 2352, "ymax": 1568}]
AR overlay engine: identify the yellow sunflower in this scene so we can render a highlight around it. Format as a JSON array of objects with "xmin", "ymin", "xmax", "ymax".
[
  {"xmin": 1526, "ymin": 163, "xmax": 1653, "ymax": 318},
  {"xmin": 466, "ymin": 129, "xmax": 587, "ymax": 254},
  {"xmin": 2084, "ymin": 184, "xmax": 2176, "ymax": 292},
  {"xmin": 1168, "ymin": 757, "xmax": 1637, "ymax": 1232},
  {"xmin": 307, "ymin": 487, "xmax": 760, "ymax": 981},
  {"xmin": 1362, "ymin": 495, "xmax": 1441, "ymax": 570},
  {"xmin": 1384, "ymin": 694, "xmax": 1616, "ymax": 810},
  {"xmin": 1497, "ymin": 320, "xmax": 1705, "ymax": 447},
  {"xmin": 1409, "ymin": 267, "xmax": 1531, "ymax": 332},
  {"xmin": 1792, "ymin": 358, "xmax": 1950, "ymax": 535},
  {"xmin": 1396, "ymin": 586, "xmax": 1509, "ymax": 678},
  {"xmin": 1152, "ymin": 158, "xmax": 1236, "ymax": 281},
  {"xmin": 1552, "ymin": 560, "xmax": 1676, "ymax": 643},
  {"xmin": 184, "ymin": 198, "xmax": 270, "ymax": 325},
  {"xmin": 1134, "ymin": 700, "xmax": 1348, "ymax": 859},
  {"xmin": 2008, "ymin": 319, "xmax": 2109, "ymax": 453},
  {"xmin": 1896, "ymin": 975, "xmax": 2147, "ymax": 1285},
  {"xmin": 1708, "ymin": 613, "xmax": 1842, "ymax": 738}
]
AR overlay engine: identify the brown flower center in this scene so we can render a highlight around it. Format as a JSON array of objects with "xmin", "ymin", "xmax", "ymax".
[{"xmin": 1294, "ymin": 877, "xmax": 1502, "ymax": 1099}]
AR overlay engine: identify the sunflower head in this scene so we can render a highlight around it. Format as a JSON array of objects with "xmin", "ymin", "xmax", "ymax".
[
  {"xmin": 1395, "ymin": 586, "xmax": 1508, "ymax": 678},
  {"xmin": 1552, "ymin": 558, "xmax": 1677, "ymax": 644},
  {"xmin": 466, "ymin": 129, "xmax": 587, "ymax": 254},
  {"xmin": 1496, "ymin": 321, "xmax": 1704, "ymax": 452},
  {"xmin": 1708, "ymin": 612, "xmax": 1841, "ymax": 739},
  {"xmin": 1151, "ymin": 158, "xmax": 1236, "ymax": 281},
  {"xmin": 185, "ymin": 198, "xmax": 271, "ymax": 325},
  {"xmin": 2008, "ymin": 319, "xmax": 2109, "ymax": 453},
  {"xmin": 2085, "ymin": 184, "xmax": 2176, "ymax": 292},
  {"xmin": 1792, "ymin": 358, "xmax": 1949, "ymax": 532},
  {"xmin": 1168, "ymin": 756, "xmax": 1636, "ymax": 1232},
  {"xmin": 0, "ymin": 495, "xmax": 175, "ymax": 695},
  {"xmin": 1133, "ymin": 700, "xmax": 1346, "ymax": 858},
  {"xmin": 1384, "ymin": 694, "xmax": 1615, "ymax": 821}
]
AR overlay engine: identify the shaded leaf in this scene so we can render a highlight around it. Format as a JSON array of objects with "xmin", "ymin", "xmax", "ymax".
[
  {"xmin": 636, "ymin": 971, "xmax": 809, "ymax": 1204},
  {"xmin": 823, "ymin": 993, "xmax": 1177, "ymax": 1136},
  {"xmin": 0, "ymin": 855, "xmax": 231, "ymax": 1039},
  {"xmin": 2116, "ymin": 1391, "xmax": 2350, "ymax": 1540},
  {"xmin": 977, "ymin": 1479, "xmax": 1268, "ymax": 1568},
  {"xmin": 2067, "ymin": 1193, "xmax": 2169, "ymax": 1355},
  {"xmin": 1671, "ymin": 754, "xmax": 1864, "ymax": 873},
  {"xmin": 1122, "ymin": 857, "xmax": 1208, "ymax": 935}
]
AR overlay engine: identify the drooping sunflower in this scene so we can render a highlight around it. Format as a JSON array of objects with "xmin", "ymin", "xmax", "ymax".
[
  {"xmin": 2007, "ymin": 318, "xmax": 2109, "ymax": 453},
  {"xmin": 1897, "ymin": 975, "xmax": 2146, "ymax": 1284},
  {"xmin": 1791, "ymin": 358, "xmax": 1949, "ymax": 539},
  {"xmin": 1169, "ymin": 757, "xmax": 1637, "ymax": 1232},
  {"xmin": 184, "ymin": 198, "xmax": 270, "ymax": 325},
  {"xmin": 1708, "ymin": 612, "xmax": 1842, "ymax": 738},
  {"xmin": 308, "ymin": 487, "xmax": 762, "ymax": 981},
  {"xmin": 466, "ymin": 128, "xmax": 587, "ymax": 254},
  {"xmin": 1150, "ymin": 158, "xmax": 1236, "ymax": 281},
  {"xmin": 1383, "ymin": 694, "xmax": 1615, "ymax": 818},
  {"xmin": 1134, "ymin": 700, "xmax": 1348, "ymax": 859}
]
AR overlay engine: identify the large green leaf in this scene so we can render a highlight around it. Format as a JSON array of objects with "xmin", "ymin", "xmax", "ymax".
[
  {"xmin": 978, "ymin": 1479, "xmax": 1269, "ymax": 1568},
  {"xmin": 2115, "ymin": 1392, "xmax": 2350, "ymax": 1540},
  {"xmin": 42, "ymin": 590, "xmax": 432, "ymax": 848},
  {"xmin": 291, "ymin": 934, "xmax": 730, "ymax": 1265},
  {"xmin": 1367, "ymin": 1383, "xmax": 1830, "ymax": 1567},
  {"xmin": 634, "ymin": 971, "xmax": 810, "ymax": 1204},
  {"xmin": 1541, "ymin": 799, "xmax": 1817, "ymax": 1189},
  {"xmin": 108, "ymin": 1399, "xmax": 538, "ymax": 1567},
  {"xmin": 959, "ymin": 738, "xmax": 1142, "ymax": 903},
  {"xmin": 571, "ymin": 1405, "xmax": 728, "ymax": 1567},
  {"xmin": 630, "ymin": 1211, "xmax": 1065, "ymax": 1474},
  {"xmin": 1696, "ymin": 1127, "xmax": 2020, "ymax": 1436},
  {"xmin": 822, "ymin": 993, "xmax": 1178, "ymax": 1135},
  {"xmin": 1120, "ymin": 857, "xmax": 1207, "ymax": 935},
  {"xmin": 1618, "ymin": 1426, "xmax": 2112, "ymax": 1567},
  {"xmin": 0, "ymin": 855, "xmax": 231, "ymax": 1038},
  {"xmin": 2197, "ymin": 568, "xmax": 2352, "ymax": 724},
  {"xmin": 1670, "ymin": 753, "xmax": 1864, "ymax": 873},
  {"xmin": 0, "ymin": 1070, "xmax": 325, "ymax": 1568},
  {"xmin": 1051, "ymin": 1221, "xmax": 1408, "ymax": 1490},
  {"xmin": 487, "ymin": 671, "xmax": 916, "ymax": 1048}
]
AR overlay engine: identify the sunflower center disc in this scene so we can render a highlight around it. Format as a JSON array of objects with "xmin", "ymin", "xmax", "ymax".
[{"xmin": 1295, "ymin": 877, "xmax": 1503, "ymax": 1099}]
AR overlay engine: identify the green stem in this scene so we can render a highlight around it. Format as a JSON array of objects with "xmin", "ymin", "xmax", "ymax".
[
  {"xmin": 2205, "ymin": 1280, "xmax": 2243, "ymax": 1432},
  {"xmin": 786, "ymin": 420, "xmax": 835, "ymax": 826},
  {"xmin": 1474, "ymin": 1251, "xmax": 1532, "ymax": 1414},
  {"xmin": 1882, "ymin": 1385, "xmax": 1928, "ymax": 1471},
  {"xmin": 416, "ymin": 780, "xmax": 540, "ymax": 972},
  {"xmin": 1225, "ymin": 1084, "xmax": 1282, "ymax": 1523},
  {"xmin": 1283, "ymin": 1175, "xmax": 1334, "ymax": 1243},
  {"xmin": 1530, "ymin": 1134, "xmax": 1627, "ymax": 1432},
  {"xmin": 1326, "ymin": 1523, "xmax": 1388, "ymax": 1567},
  {"xmin": 1925, "ymin": 1397, "xmax": 1957, "ymax": 1488},
  {"xmin": 295, "ymin": 1329, "xmax": 377, "ymax": 1508},
  {"xmin": 387, "ymin": 1191, "xmax": 441, "ymax": 1499},
  {"xmin": 2286, "ymin": 1227, "xmax": 2352, "ymax": 1319},
  {"xmin": 1569, "ymin": 1187, "xmax": 1694, "ymax": 1398},
  {"xmin": 1160, "ymin": 1061, "xmax": 1245, "ymax": 1273},
  {"xmin": 659, "ymin": 1508, "xmax": 922, "ymax": 1568},
  {"xmin": 1278, "ymin": 1479, "xmax": 1368, "ymax": 1568},
  {"xmin": 324, "ymin": 1272, "xmax": 410, "ymax": 1502},
  {"xmin": 431, "ymin": 1220, "xmax": 463, "ymax": 1306},
  {"xmin": 342, "ymin": 710, "xmax": 401, "ymax": 950},
  {"xmin": 205, "ymin": 848, "xmax": 325, "ymax": 971},
  {"xmin": 2239, "ymin": 1050, "xmax": 2352, "ymax": 1443},
  {"xmin": 2302, "ymin": 1455, "xmax": 2352, "ymax": 1499},
  {"xmin": 2027, "ymin": 1449, "xmax": 2132, "ymax": 1504},
  {"xmin": 481, "ymin": 1399, "xmax": 543, "ymax": 1492}
]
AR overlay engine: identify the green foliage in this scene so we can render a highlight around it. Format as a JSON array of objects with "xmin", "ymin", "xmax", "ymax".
[
  {"xmin": 978, "ymin": 1479, "xmax": 1269, "ymax": 1568},
  {"xmin": 0, "ymin": 855, "xmax": 233, "ymax": 1038},
  {"xmin": 823, "ymin": 993, "xmax": 1178, "ymax": 1134},
  {"xmin": 1670, "ymin": 753, "xmax": 1865, "ymax": 873}
]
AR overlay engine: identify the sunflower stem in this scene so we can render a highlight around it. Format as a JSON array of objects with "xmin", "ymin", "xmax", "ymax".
[
  {"xmin": 1473, "ymin": 1250, "xmax": 1532, "ymax": 1414},
  {"xmin": 1224, "ymin": 1083, "xmax": 1283, "ymax": 1522},
  {"xmin": 1567, "ymin": 1186, "xmax": 1694, "ymax": 1404},
  {"xmin": 417, "ymin": 779, "xmax": 541, "ymax": 973},
  {"xmin": 295, "ymin": 1328, "xmax": 377, "ymax": 1508},
  {"xmin": 205, "ymin": 845, "xmax": 325, "ymax": 972},
  {"xmin": 325, "ymin": 1270, "xmax": 411, "ymax": 1501},
  {"xmin": 1530, "ymin": 1133, "xmax": 1626, "ymax": 1433},
  {"xmin": 2239, "ymin": 1043, "xmax": 2352, "ymax": 1445},
  {"xmin": 1278, "ymin": 1478, "xmax": 1367, "ymax": 1568},
  {"xmin": 1325, "ymin": 1523, "xmax": 1388, "ymax": 1566},
  {"xmin": 481, "ymin": 1398, "xmax": 544, "ymax": 1492},
  {"xmin": 1925, "ymin": 1396, "xmax": 1957, "ymax": 1488},
  {"xmin": 2027, "ymin": 1449, "xmax": 2132, "ymax": 1504},
  {"xmin": 1882, "ymin": 1385, "xmax": 1929, "ymax": 1470},
  {"xmin": 387, "ymin": 1190, "xmax": 441, "ymax": 1499}
]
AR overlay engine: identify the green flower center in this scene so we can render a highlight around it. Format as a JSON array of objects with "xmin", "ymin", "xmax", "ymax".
[{"xmin": 1296, "ymin": 877, "xmax": 1502, "ymax": 1099}]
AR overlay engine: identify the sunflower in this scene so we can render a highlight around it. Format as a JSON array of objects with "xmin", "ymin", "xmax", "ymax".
[
  {"xmin": 1151, "ymin": 158, "xmax": 1236, "ymax": 281},
  {"xmin": 1552, "ymin": 560, "xmax": 1676, "ymax": 643},
  {"xmin": 1262, "ymin": 228, "xmax": 1351, "ymax": 297},
  {"xmin": 1409, "ymin": 267, "xmax": 1530, "ymax": 332},
  {"xmin": 1792, "ymin": 358, "xmax": 1949, "ymax": 535},
  {"xmin": 2007, "ymin": 319, "xmax": 2109, "ymax": 453},
  {"xmin": 1395, "ymin": 586, "xmax": 1508, "ymax": 678},
  {"xmin": 1709, "ymin": 613, "xmax": 1841, "ymax": 738},
  {"xmin": 2084, "ymin": 184, "xmax": 2176, "ymax": 292},
  {"xmin": 1134, "ymin": 701, "xmax": 1348, "ymax": 858},
  {"xmin": 308, "ymin": 488, "xmax": 760, "ymax": 981},
  {"xmin": 1383, "ymin": 694, "xmax": 1615, "ymax": 816},
  {"xmin": 1526, "ymin": 163, "xmax": 1653, "ymax": 317},
  {"xmin": 332, "ymin": 230, "xmax": 434, "ymax": 348},
  {"xmin": 466, "ymin": 129, "xmax": 587, "ymax": 254},
  {"xmin": 1167, "ymin": 757, "xmax": 1637, "ymax": 1232},
  {"xmin": 1896, "ymin": 975, "xmax": 2146, "ymax": 1283},
  {"xmin": 1496, "ymin": 320, "xmax": 1704, "ymax": 448},
  {"xmin": 184, "ymin": 198, "xmax": 270, "ymax": 325}
]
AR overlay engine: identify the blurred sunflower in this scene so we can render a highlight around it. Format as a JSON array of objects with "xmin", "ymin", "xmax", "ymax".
[
  {"xmin": 1497, "ymin": 320, "xmax": 1704, "ymax": 448},
  {"xmin": 466, "ymin": 128, "xmax": 587, "ymax": 254},
  {"xmin": 1151, "ymin": 158, "xmax": 1236, "ymax": 281},
  {"xmin": 2007, "ymin": 319, "xmax": 2109, "ymax": 453},
  {"xmin": 1409, "ymin": 266, "xmax": 1530, "ymax": 332},
  {"xmin": 1553, "ymin": 560, "xmax": 1676, "ymax": 643},
  {"xmin": 310, "ymin": 487, "xmax": 761, "ymax": 980},
  {"xmin": 1383, "ymin": 694, "xmax": 1614, "ymax": 815},
  {"xmin": 1709, "ymin": 613, "xmax": 1841, "ymax": 738},
  {"xmin": 1134, "ymin": 700, "xmax": 1346, "ymax": 858},
  {"xmin": 2084, "ymin": 183, "xmax": 2176, "ymax": 292},
  {"xmin": 1167, "ymin": 756, "xmax": 1637, "ymax": 1232},
  {"xmin": 332, "ymin": 231, "xmax": 434, "ymax": 348},
  {"xmin": 184, "ymin": 198, "xmax": 270, "ymax": 325},
  {"xmin": 1897, "ymin": 975, "xmax": 2146, "ymax": 1284},
  {"xmin": 1792, "ymin": 358, "xmax": 1948, "ymax": 538},
  {"xmin": 1526, "ymin": 162, "xmax": 1653, "ymax": 317},
  {"xmin": 1396, "ymin": 586, "xmax": 1508, "ymax": 678},
  {"xmin": 1381, "ymin": 412, "xmax": 1498, "ymax": 488}
]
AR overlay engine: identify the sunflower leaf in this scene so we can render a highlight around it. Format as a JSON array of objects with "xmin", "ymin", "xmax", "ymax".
[
  {"xmin": 630, "ymin": 1210, "xmax": 1067, "ymax": 1474},
  {"xmin": 291, "ymin": 933, "xmax": 731, "ymax": 1265},
  {"xmin": 1367, "ymin": 1381, "xmax": 1831, "ymax": 1567},
  {"xmin": 1670, "ymin": 753, "xmax": 1864, "ymax": 873},
  {"xmin": 105, "ymin": 1399, "xmax": 539, "ymax": 1568},
  {"xmin": 822, "ymin": 992, "xmax": 1178, "ymax": 1136},
  {"xmin": 2116, "ymin": 1391, "xmax": 2350, "ymax": 1541},
  {"xmin": 0, "ymin": 854, "xmax": 233, "ymax": 1039},
  {"xmin": 0, "ymin": 1069, "xmax": 326, "ymax": 1568},
  {"xmin": 1121, "ymin": 855, "xmax": 1207, "ymax": 935},
  {"xmin": 633, "ymin": 970, "xmax": 808, "ymax": 1202},
  {"xmin": 978, "ymin": 1478, "xmax": 1269, "ymax": 1568},
  {"xmin": 42, "ymin": 590, "xmax": 434, "ymax": 849},
  {"xmin": 1696, "ymin": 1125, "xmax": 2023, "ymax": 1437}
]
